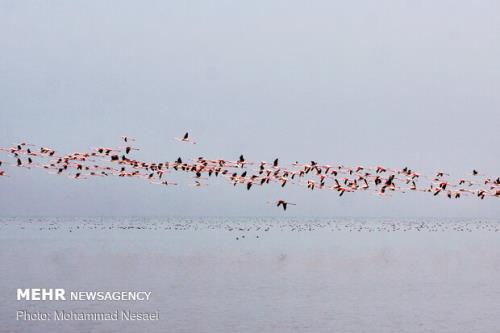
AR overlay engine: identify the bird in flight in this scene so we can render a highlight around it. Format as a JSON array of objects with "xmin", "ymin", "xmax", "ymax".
[
  {"xmin": 275, "ymin": 200, "xmax": 296, "ymax": 211},
  {"xmin": 0, "ymin": 135, "xmax": 498, "ymax": 211},
  {"xmin": 121, "ymin": 136, "xmax": 135, "ymax": 143},
  {"xmin": 175, "ymin": 132, "xmax": 196, "ymax": 144}
]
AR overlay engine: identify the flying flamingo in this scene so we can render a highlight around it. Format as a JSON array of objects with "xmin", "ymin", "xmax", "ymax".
[
  {"xmin": 272, "ymin": 200, "xmax": 296, "ymax": 211},
  {"xmin": 175, "ymin": 132, "xmax": 197, "ymax": 144},
  {"xmin": 151, "ymin": 180, "xmax": 178, "ymax": 186},
  {"xmin": 121, "ymin": 135, "xmax": 135, "ymax": 143},
  {"xmin": 1, "ymin": 136, "xmax": 498, "ymax": 207}
]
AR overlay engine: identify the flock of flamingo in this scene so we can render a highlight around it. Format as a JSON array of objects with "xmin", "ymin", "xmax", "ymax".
[{"xmin": 0, "ymin": 133, "xmax": 499, "ymax": 210}]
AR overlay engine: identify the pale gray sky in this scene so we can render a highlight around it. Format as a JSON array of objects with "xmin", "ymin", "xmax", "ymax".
[{"xmin": 0, "ymin": 0, "xmax": 499, "ymax": 217}]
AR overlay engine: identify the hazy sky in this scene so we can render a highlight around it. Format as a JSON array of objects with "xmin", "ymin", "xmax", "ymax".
[{"xmin": 0, "ymin": 1, "xmax": 499, "ymax": 217}]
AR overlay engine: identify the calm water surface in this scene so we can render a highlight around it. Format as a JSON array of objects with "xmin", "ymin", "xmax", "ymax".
[{"xmin": 1, "ymin": 217, "xmax": 499, "ymax": 333}]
